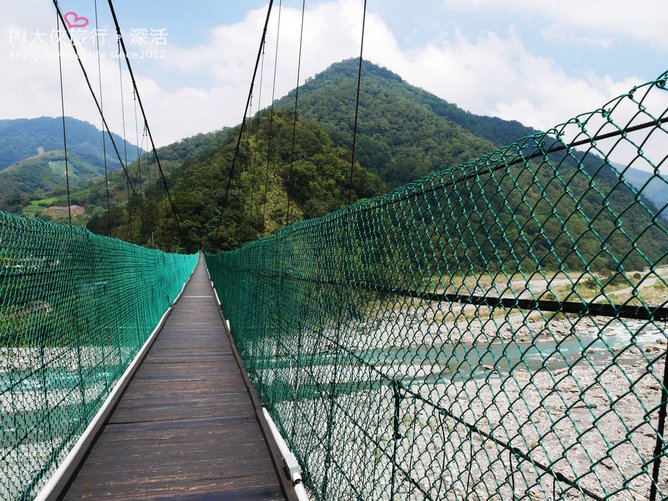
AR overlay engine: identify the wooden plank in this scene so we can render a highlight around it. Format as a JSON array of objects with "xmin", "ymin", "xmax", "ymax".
[
  {"xmin": 62, "ymin": 256, "xmax": 293, "ymax": 501},
  {"xmin": 66, "ymin": 478, "xmax": 285, "ymax": 501}
]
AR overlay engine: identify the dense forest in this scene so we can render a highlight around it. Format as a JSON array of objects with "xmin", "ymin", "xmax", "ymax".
[
  {"xmin": 275, "ymin": 60, "xmax": 534, "ymax": 188},
  {"xmin": 86, "ymin": 113, "xmax": 385, "ymax": 251}
]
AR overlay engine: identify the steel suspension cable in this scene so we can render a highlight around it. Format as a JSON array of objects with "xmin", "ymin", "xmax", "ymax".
[
  {"xmin": 51, "ymin": 0, "xmax": 138, "ymax": 200},
  {"xmin": 116, "ymin": 40, "xmax": 129, "ymax": 169},
  {"xmin": 246, "ymin": 91, "xmax": 254, "ymax": 210},
  {"xmin": 322, "ymin": 5, "xmax": 368, "ymax": 492},
  {"xmin": 93, "ymin": 0, "xmax": 112, "ymax": 235},
  {"xmin": 133, "ymin": 89, "xmax": 143, "ymax": 194},
  {"xmin": 247, "ymin": 42, "xmax": 267, "ymax": 217},
  {"xmin": 263, "ymin": 0, "xmax": 283, "ymax": 236},
  {"xmin": 126, "ymin": 176, "xmax": 131, "ymax": 240},
  {"xmin": 322, "ymin": 6, "xmax": 370, "ymax": 493},
  {"xmin": 106, "ymin": 0, "xmax": 185, "ymax": 246},
  {"xmin": 252, "ymin": 42, "xmax": 266, "ymax": 178},
  {"xmin": 213, "ymin": 0, "xmax": 275, "ymax": 243},
  {"xmin": 116, "ymin": 37, "xmax": 132, "ymax": 240},
  {"xmin": 55, "ymin": 5, "xmax": 72, "ymax": 225},
  {"xmin": 143, "ymin": 128, "xmax": 155, "ymax": 247},
  {"xmin": 285, "ymin": 0, "xmax": 306, "ymax": 226},
  {"xmin": 241, "ymin": 93, "xmax": 254, "ymax": 224},
  {"xmin": 143, "ymin": 128, "xmax": 151, "ymax": 198},
  {"xmin": 348, "ymin": 0, "xmax": 367, "ymax": 206}
]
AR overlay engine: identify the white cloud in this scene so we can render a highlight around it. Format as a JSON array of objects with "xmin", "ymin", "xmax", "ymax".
[
  {"xmin": 0, "ymin": 2, "xmax": 158, "ymax": 149},
  {"xmin": 366, "ymin": 28, "xmax": 667, "ymax": 170},
  {"xmin": 1, "ymin": 0, "xmax": 665, "ymax": 172},
  {"xmin": 362, "ymin": 29, "xmax": 638, "ymax": 130},
  {"xmin": 137, "ymin": 0, "xmax": 393, "ymax": 144},
  {"xmin": 540, "ymin": 24, "xmax": 614, "ymax": 49},
  {"xmin": 442, "ymin": 0, "xmax": 668, "ymax": 52}
]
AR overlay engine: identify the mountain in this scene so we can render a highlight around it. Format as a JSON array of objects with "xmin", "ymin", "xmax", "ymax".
[
  {"xmin": 0, "ymin": 117, "xmax": 143, "ymax": 213},
  {"xmin": 0, "ymin": 116, "xmax": 140, "ymax": 171},
  {"xmin": 83, "ymin": 114, "xmax": 386, "ymax": 249},
  {"xmin": 274, "ymin": 59, "xmax": 535, "ymax": 188},
  {"xmin": 262, "ymin": 60, "xmax": 666, "ymax": 271},
  {"xmin": 0, "ymin": 150, "xmax": 105, "ymax": 198},
  {"xmin": 15, "ymin": 59, "xmax": 667, "ymax": 270},
  {"xmin": 611, "ymin": 163, "xmax": 667, "ymax": 219}
]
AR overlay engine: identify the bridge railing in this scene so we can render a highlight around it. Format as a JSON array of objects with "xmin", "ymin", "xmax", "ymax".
[
  {"xmin": 0, "ymin": 215, "xmax": 198, "ymax": 500},
  {"xmin": 207, "ymin": 72, "xmax": 668, "ymax": 500}
]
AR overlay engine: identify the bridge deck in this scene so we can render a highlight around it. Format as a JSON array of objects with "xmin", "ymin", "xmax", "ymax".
[{"xmin": 63, "ymin": 256, "xmax": 292, "ymax": 500}]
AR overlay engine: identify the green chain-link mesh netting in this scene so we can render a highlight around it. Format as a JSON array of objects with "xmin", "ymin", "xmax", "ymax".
[
  {"xmin": 207, "ymin": 73, "xmax": 668, "ymax": 500},
  {"xmin": 0, "ymin": 214, "xmax": 198, "ymax": 500}
]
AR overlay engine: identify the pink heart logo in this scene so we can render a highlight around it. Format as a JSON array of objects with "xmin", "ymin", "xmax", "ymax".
[{"xmin": 63, "ymin": 11, "xmax": 89, "ymax": 29}]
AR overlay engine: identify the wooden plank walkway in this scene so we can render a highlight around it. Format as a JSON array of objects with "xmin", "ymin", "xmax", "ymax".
[{"xmin": 63, "ymin": 256, "xmax": 293, "ymax": 500}]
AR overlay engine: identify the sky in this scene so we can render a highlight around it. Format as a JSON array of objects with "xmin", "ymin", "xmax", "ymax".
[{"xmin": 1, "ymin": 0, "xmax": 667, "ymax": 166}]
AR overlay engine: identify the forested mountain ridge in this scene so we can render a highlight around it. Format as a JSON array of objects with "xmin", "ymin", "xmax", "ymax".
[
  {"xmin": 0, "ymin": 116, "xmax": 139, "ymax": 170},
  {"xmin": 274, "ymin": 59, "xmax": 535, "ymax": 188},
  {"xmin": 267, "ymin": 60, "xmax": 666, "ymax": 271},
  {"xmin": 0, "ymin": 117, "xmax": 142, "ymax": 213},
  {"xmin": 0, "ymin": 151, "xmax": 105, "ymax": 213},
  {"xmin": 5, "ymin": 59, "xmax": 665, "ymax": 268}
]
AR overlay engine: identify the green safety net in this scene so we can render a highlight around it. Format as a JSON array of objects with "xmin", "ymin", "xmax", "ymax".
[
  {"xmin": 0, "ymin": 214, "xmax": 198, "ymax": 500},
  {"xmin": 207, "ymin": 73, "xmax": 668, "ymax": 500}
]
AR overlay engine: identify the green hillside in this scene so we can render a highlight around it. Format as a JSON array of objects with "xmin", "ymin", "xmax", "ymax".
[
  {"xmin": 275, "ymin": 59, "xmax": 534, "ymax": 188},
  {"xmin": 0, "ymin": 117, "xmax": 143, "ymax": 213},
  {"xmin": 13, "ymin": 59, "xmax": 666, "ymax": 269},
  {"xmin": 0, "ymin": 116, "xmax": 141, "ymax": 171},
  {"xmin": 0, "ymin": 151, "xmax": 103, "ymax": 202},
  {"xmin": 83, "ymin": 114, "xmax": 385, "ymax": 250}
]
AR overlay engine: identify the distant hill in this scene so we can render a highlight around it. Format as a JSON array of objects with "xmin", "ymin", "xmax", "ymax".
[
  {"xmin": 0, "ymin": 116, "xmax": 142, "ymax": 213},
  {"xmin": 0, "ymin": 116, "xmax": 140, "ymax": 171},
  {"xmin": 0, "ymin": 151, "xmax": 102, "ymax": 192},
  {"xmin": 611, "ymin": 163, "xmax": 667, "ymax": 219},
  {"xmin": 0, "ymin": 151, "xmax": 106, "ymax": 214}
]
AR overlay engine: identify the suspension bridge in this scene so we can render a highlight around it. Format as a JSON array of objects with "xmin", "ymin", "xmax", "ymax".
[{"xmin": 1, "ymin": 1, "xmax": 668, "ymax": 500}]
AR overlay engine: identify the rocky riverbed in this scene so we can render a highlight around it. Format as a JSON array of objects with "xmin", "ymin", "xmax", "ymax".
[{"xmin": 268, "ymin": 314, "xmax": 667, "ymax": 500}]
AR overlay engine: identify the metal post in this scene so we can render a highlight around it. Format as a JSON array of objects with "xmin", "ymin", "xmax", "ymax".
[
  {"xmin": 510, "ymin": 450, "xmax": 515, "ymax": 500},
  {"xmin": 322, "ymin": 380, "xmax": 337, "ymax": 499},
  {"xmin": 390, "ymin": 381, "xmax": 401, "ymax": 499},
  {"xmin": 291, "ymin": 321, "xmax": 303, "ymax": 440},
  {"xmin": 649, "ymin": 328, "xmax": 668, "ymax": 501},
  {"xmin": 465, "ymin": 430, "xmax": 473, "ymax": 495}
]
